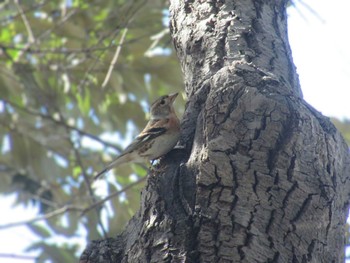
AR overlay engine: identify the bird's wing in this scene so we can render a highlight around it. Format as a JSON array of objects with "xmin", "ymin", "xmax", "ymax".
[
  {"xmin": 93, "ymin": 127, "xmax": 166, "ymax": 181},
  {"xmin": 124, "ymin": 127, "xmax": 166, "ymax": 153}
]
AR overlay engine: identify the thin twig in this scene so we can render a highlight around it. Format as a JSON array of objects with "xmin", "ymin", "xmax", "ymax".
[
  {"xmin": 82, "ymin": 176, "xmax": 146, "ymax": 216},
  {"xmin": 0, "ymin": 1, "xmax": 48, "ymax": 23},
  {"xmin": 294, "ymin": 0, "xmax": 326, "ymax": 23},
  {"xmin": 0, "ymin": 253, "xmax": 37, "ymax": 260},
  {"xmin": 0, "ymin": 178, "xmax": 146, "ymax": 229},
  {"xmin": 101, "ymin": 27, "xmax": 129, "ymax": 88},
  {"xmin": 2, "ymin": 99, "xmax": 122, "ymax": 152},
  {"xmin": 0, "ymin": 33, "xmax": 151, "ymax": 55},
  {"xmin": 0, "ymin": 204, "xmax": 83, "ymax": 230},
  {"xmin": 54, "ymin": 108, "xmax": 108, "ymax": 237},
  {"xmin": 12, "ymin": 0, "xmax": 36, "ymax": 61},
  {"xmin": 13, "ymin": 0, "xmax": 35, "ymax": 43}
]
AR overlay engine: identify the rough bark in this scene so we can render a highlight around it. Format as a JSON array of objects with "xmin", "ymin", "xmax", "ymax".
[{"xmin": 80, "ymin": 1, "xmax": 350, "ymax": 262}]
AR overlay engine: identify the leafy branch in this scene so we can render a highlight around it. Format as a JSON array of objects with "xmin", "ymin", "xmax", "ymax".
[{"xmin": 0, "ymin": 176, "xmax": 146, "ymax": 230}]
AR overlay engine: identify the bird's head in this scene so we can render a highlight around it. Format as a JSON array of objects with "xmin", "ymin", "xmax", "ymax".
[{"xmin": 150, "ymin": 93, "xmax": 178, "ymax": 119}]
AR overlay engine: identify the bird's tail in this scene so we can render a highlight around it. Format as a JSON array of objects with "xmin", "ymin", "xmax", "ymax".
[
  {"xmin": 93, "ymin": 154, "xmax": 129, "ymax": 180},
  {"xmin": 93, "ymin": 166, "xmax": 110, "ymax": 181}
]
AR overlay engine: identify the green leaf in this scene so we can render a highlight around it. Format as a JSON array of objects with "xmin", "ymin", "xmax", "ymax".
[
  {"xmin": 76, "ymin": 88, "xmax": 91, "ymax": 115},
  {"xmin": 0, "ymin": 0, "xmax": 183, "ymax": 261},
  {"xmin": 27, "ymin": 223, "xmax": 51, "ymax": 238}
]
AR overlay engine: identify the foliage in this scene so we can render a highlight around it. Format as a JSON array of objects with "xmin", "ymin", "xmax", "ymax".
[
  {"xmin": 0, "ymin": 0, "xmax": 349, "ymax": 261},
  {"xmin": 331, "ymin": 118, "xmax": 350, "ymax": 146},
  {"xmin": 332, "ymin": 118, "xmax": 350, "ymax": 260},
  {"xmin": 0, "ymin": 0, "xmax": 183, "ymax": 261}
]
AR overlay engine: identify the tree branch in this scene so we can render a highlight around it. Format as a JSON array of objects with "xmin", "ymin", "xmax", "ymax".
[
  {"xmin": 13, "ymin": 0, "xmax": 35, "ymax": 43},
  {"xmin": 0, "ymin": 204, "xmax": 83, "ymax": 230},
  {"xmin": 0, "ymin": 178, "xmax": 146, "ymax": 230},
  {"xmin": 54, "ymin": 108, "xmax": 108, "ymax": 237},
  {"xmin": 2, "ymin": 98, "xmax": 122, "ymax": 152},
  {"xmin": 0, "ymin": 253, "xmax": 37, "ymax": 260},
  {"xmin": 101, "ymin": 27, "xmax": 128, "ymax": 88},
  {"xmin": 82, "ymin": 176, "xmax": 146, "ymax": 216}
]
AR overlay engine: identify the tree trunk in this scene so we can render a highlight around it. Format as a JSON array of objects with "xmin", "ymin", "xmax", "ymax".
[{"xmin": 80, "ymin": 1, "xmax": 350, "ymax": 262}]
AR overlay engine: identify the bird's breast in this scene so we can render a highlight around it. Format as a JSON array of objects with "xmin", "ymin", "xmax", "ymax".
[{"xmin": 142, "ymin": 131, "xmax": 180, "ymax": 160}]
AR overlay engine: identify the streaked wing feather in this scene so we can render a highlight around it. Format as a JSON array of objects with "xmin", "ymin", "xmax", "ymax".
[
  {"xmin": 94, "ymin": 127, "xmax": 166, "ymax": 181},
  {"xmin": 123, "ymin": 127, "xmax": 166, "ymax": 153}
]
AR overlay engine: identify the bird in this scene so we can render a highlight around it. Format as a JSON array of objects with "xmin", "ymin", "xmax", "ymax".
[{"xmin": 93, "ymin": 93, "xmax": 180, "ymax": 180}]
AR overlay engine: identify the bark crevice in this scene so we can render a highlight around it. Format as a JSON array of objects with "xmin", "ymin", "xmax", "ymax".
[{"xmin": 80, "ymin": 1, "xmax": 350, "ymax": 262}]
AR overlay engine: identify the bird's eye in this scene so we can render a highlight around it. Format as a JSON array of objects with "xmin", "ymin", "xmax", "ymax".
[{"xmin": 160, "ymin": 99, "xmax": 165, "ymax": 105}]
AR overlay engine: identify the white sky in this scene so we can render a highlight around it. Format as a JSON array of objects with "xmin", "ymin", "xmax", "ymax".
[
  {"xmin": 288, "ymin": 0, "xmax": 350, "ymax": 120},
  {"xmin": 0, "ymin": 1, "xmax": 349, "ymax": 262},
  {"xmin": 0, "ymin": 195, "xmax": 40, "ymax": 263}
]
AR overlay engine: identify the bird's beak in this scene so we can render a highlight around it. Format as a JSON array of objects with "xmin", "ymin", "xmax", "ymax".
[{"xmin": 168, "ymin": 92, "xmax": 178, "ymax": 103}]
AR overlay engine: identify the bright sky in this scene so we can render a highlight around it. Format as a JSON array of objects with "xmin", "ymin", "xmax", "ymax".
[
  {"xmin": 0, "ymin": 1, "xmax": 349, "ymax": 262},
  {"xmin": 288, "ymin": 0, "xmax": 350, "ymax": 120},
  {"xmin": 0, "ymin": 195, "xmax": 40, "ymax": 263}
]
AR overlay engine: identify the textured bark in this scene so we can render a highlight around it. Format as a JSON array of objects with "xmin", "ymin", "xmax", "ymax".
[{"xmin": 80, "ymin": 1, "xmax": 350, "ymax": 262}]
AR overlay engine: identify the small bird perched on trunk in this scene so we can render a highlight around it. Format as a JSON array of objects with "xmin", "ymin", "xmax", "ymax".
[{"xmin": 94, "ymin": 93, "xmax": 180, "ymax": 180}]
